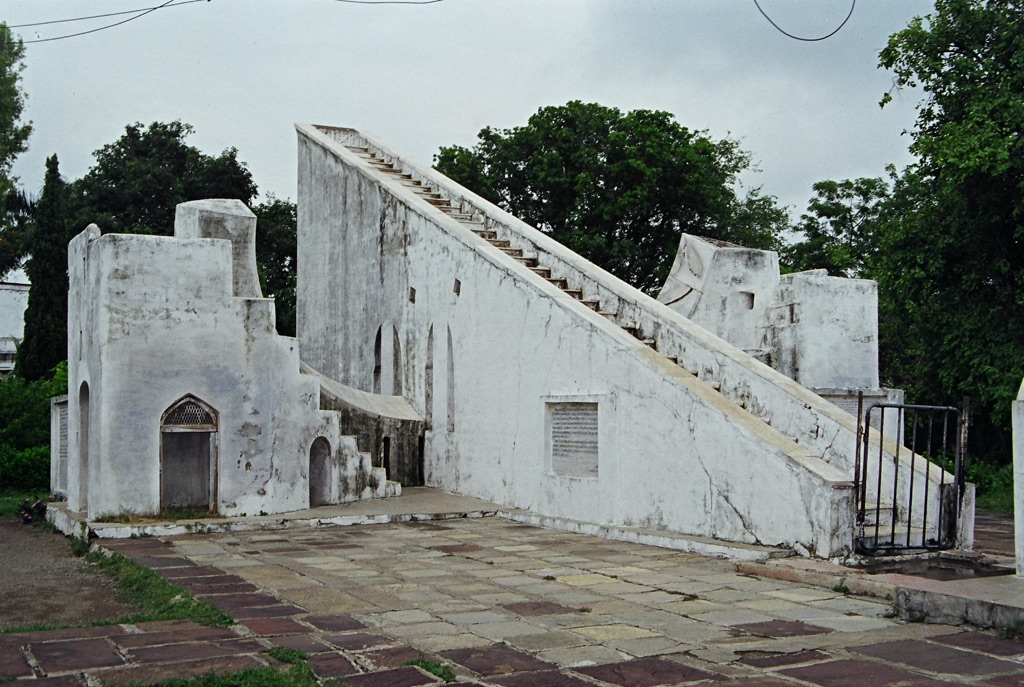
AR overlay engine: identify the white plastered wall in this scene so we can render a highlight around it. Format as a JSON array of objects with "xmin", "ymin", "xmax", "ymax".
[
  {"xmin": 297, "ymin": 126, "xmax": 854, "ymax": 558},
  {"xmin": 65, "ymin": 203, "xmax": 380, "ymax": 519}
]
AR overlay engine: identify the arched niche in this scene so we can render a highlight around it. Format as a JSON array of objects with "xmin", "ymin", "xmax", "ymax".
[{"xmin": 309, "ymin": 437, "xmax": 332, "ymax": 507}]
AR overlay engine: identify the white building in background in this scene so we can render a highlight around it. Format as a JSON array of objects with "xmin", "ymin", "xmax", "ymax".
[{"xmin": 0, "ymin": 267, "xmax": 29, "ymax": 377}]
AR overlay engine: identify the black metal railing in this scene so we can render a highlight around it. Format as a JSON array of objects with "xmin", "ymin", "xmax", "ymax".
[{"xmin": 854, "ymin": 396, "xmax": 968, "ymax": 554}]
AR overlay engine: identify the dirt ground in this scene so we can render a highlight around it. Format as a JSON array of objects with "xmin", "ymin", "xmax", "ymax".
[{"xmin": 0, "ymin": 517, "xmax": 136, "ymax": 631}]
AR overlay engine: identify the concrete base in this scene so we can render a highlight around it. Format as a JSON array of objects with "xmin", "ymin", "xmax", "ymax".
[
  {"xmin": 501, "ymin": 510, "xmax": 793, "ymax": 562},
  {"xmin": 47, "ymin": 487, "xmax": 499, "ymax": 539},
  {"xmin": 894, "ymin": 576, "xmax": 1024, "ymax": 628},
  {"xmin": 47, "ymin": 486, "xmax": 793, "ymax": 561},
  {"xmin": 738, "ymin": 552, "xmax": 1024, "ymax": 633}
]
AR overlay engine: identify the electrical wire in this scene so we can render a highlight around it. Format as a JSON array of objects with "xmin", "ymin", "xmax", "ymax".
[
  {"xmin": 753, "ymin": 0, "xmax": 856, "ymax": 42},
  {"xmin": 20, "ymin": 0, "xmax": 181, "ymax": 44},
  {"xmin": 10, "ymin": 0, "xmax": 444, "ymax": 44},
  {"xmin": 9, "ymin": 0, "xmax": 207, "ymax": 29}
]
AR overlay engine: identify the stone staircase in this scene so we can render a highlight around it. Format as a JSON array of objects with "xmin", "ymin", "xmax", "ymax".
[{"xmin": 346, "ymin": 145, "xmax": 687, "ymax": 369}]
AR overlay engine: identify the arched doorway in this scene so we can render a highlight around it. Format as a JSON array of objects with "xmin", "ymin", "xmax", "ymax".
[
  {"xmin": 308, "ymin": 437, "xmax": 331, "ymax": 507},
  {"xmin": 160, "ymin": 396, "xmax": 218, "ymax": 512}
]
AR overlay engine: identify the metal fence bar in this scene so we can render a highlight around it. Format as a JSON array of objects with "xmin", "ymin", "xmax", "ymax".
[{"xmin": 854, "ymin": 402, "xmax": 965, "ymax": 555}]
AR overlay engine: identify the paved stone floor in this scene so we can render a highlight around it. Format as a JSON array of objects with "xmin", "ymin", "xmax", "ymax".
[{"xmin": 3, "ymin": 515, "xmax": 1024, "ymax": 686}]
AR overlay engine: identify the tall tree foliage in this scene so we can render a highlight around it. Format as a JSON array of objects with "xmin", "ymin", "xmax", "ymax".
[
  {"xmin": 17, "ymin": 155, "xmax": 69, "ymax": 381},
  {"xmin": 0, "ymin": 23, "xmax": 32, "ymax": 280},
  {"xmin": 253, "ymin": 196, "xmax": 297, "ymax": 337},
  {"xmin": 783, "ymin": 178, "xmax": 890, "ymax": 278},
  {"xmin": 435, "ymin": 101, "xmax": 787, "ymax": 293},
  {"xmin": 73, "ymin": 121, "xmax": 257, "ymax": 235},
  {"xmin": 876, "ymin": 0, "xmax": 1024, "ymax": 460}
]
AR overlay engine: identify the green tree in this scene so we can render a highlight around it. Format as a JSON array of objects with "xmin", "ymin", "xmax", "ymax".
[
  {"xmin": 435, "ymin": 101, "xmax": 787, "ymax": 293},
  {"xmin": 73, "ymin": 121, "xmax": 257, "ymax": 235},
  {"xmin": 783, "ymin": 177, "xmax": 890, "ymax": 277},
  {"xmin": 0, "ymin": 22, "xmax": 32, "ymax": 280},
  {"xmin": 876, "ymin": 0, "xmax": 1024, "ymax": 461},
  {"xmin": 17, "ymin": 155, "xmax": 70, "ymax": 382},
  {"xmin": 253, "ymin": 196, "xmax": 297, "ymax": 337},
  {"xmin": 0, "ymin": 361, "xmax": 66, "ymax": 490}
]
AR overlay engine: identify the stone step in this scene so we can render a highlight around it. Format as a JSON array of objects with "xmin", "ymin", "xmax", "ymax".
[{"xmin": 564, "ymin": 289, "xmax": 583, "ymax": 299}]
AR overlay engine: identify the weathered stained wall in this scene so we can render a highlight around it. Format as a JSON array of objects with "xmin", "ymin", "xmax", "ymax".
[
  {"xmin": 658, "ymin": 235, "xmax": 779, "ymax": 358},
  {"xmin": 297, "ymin": 126, "xmax": 855, "ymax": 558},
  {"xmin": 0, "ymin": 269, "xmax": 29, "ymax": 376},
  {"xmin": 65, "ymin": 201, "xmax": 386, "ymax": 519},
  {"xmin": 769, "ymin": 270, "xmax": 879, "ymax": 390},
  {"xmin": 658, "ymin": 235, "xmax": 880, "ymax": 391}
]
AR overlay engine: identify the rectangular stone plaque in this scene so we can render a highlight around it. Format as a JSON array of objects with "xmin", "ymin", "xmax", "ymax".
[{"xmin": 549, "ymin": 402, "xmax": 598, "ymax": 478}]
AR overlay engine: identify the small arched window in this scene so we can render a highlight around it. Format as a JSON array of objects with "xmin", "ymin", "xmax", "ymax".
[{"xmin": 162, "ymin": 396, "xmax": 217, "ymax": 430}]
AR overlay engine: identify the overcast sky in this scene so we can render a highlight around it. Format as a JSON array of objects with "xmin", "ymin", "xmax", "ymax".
[{"xmin": 7, "ymin": 0, "xmax": 932, "ymax": 220}]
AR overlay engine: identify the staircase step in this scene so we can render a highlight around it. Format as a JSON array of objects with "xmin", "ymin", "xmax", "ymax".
[
  {"xmin": 489, "ymin": 239, "xmax": 511, "ymax": 248},
  {"xmin": 520, "ymin": 257, "xmax": 539, "ymax": 267},
  {"xmin": 531, "ymin": 267, "xmax": 551, "ymax": 278},
  {"xmin": 501, "ymin": 248, "xmax": 524, "ymax": 258},
  {"xmin": 581, "ymin": 300, "xmax": 600, "ymax": 311},
  {"xmin": 547, "ymin": 278, "xmax": 569, "ymax": 289},
  {"xmin": 473, "ymin": 229, "xmax": 498, "ymax": 240}
]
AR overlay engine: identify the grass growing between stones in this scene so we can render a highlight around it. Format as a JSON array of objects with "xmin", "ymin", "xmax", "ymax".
[
  {"xmin": 84, "ymin": 550, "xmax": 234, "ymax": 627},
  {"xmin": 127, "ymin": 662, "xmax": 319, "ymax": 687},
  {"xmin": 403, "ymin": 657, "xmax": 456, "ymax": 682}
]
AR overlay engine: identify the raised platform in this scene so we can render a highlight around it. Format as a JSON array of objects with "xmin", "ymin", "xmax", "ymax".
[{"xmin": 48, "ymin": 487, "xmax": 791, "ymax": 561}]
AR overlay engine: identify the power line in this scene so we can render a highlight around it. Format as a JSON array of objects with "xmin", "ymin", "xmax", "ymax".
[
  {"xmin": 10, "ymin": 0, "xmax": 207, "ymax": 29},
  {"xmin": 20, "ymin": 0, "xmax": 188, "ymax": 44},
  {"xmin": 10, "ymin": 0, "xmax": 444, "ymax": 44},
  {"xmin": 753, "ymin": 0, "xmax": 856, "ymax": 42}
]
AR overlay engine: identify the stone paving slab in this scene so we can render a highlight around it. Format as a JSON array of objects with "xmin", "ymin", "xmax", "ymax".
[
  {"xmin": 9, "ymin": 510, "xmax": 1024, "ymax": 686},
  {"xmin": 30, "ymin": 637, "xmax": 126, "ymax": 672}
]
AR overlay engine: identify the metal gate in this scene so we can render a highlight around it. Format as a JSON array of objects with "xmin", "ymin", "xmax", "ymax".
[{"xmin": 854, "ymin": 396, "xmax": 968, "ymax": 555}]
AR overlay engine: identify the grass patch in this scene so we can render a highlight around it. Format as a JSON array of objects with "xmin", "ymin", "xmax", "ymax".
[
  {"xmin": 125, "ymin": 662, "xmax": 318, "ymax": 687},
  {"xmin": 266, "ymin": 647, "xmax": 308, "ymax": 665},
  {"xmin": 403, "ymin": 657, "xmax": 456, "ymax": 682},
  {"xmin": 0, "ymin": 490, "xmax": 43, "ymax": 518},
  {"xmin": 1, "ymin": 536, "xmax": 232, "ymax": 635},
  {"xmin": 83, "ymin": 549, "xmax": 233, "ymax": 627}
]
